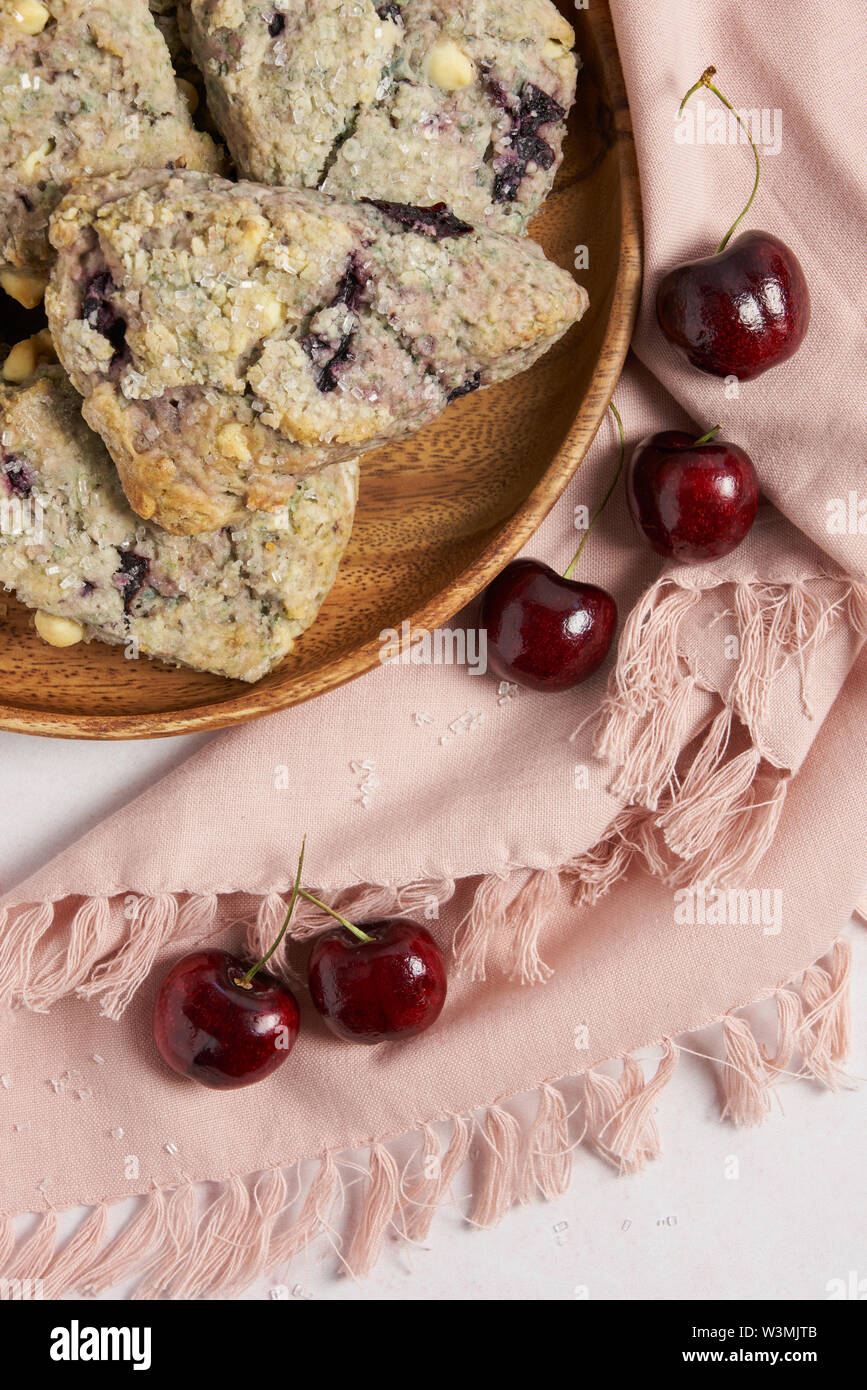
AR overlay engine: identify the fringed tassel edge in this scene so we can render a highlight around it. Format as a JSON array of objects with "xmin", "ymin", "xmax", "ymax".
[
  {"xmin": 1, "ymin": 578, "xmax": 863, "ymax": 1010},
  {"xmin": 593, "ymin": 573, "xmax": 867, "ymax": 804},
  {"xmin": 0, "ymin": 936, "xmax": 854, "ymax": 1300},
  {"xmin": 451, "ymin": 578, "xmax": 865, "ymax": 980},
  {"xmin": 0, "ymin": 880, "xmax": 457, "ymax": 1017},
  {"xmin": 0, "ymin": 893, "xmax": 220, "ymax": 1021}
]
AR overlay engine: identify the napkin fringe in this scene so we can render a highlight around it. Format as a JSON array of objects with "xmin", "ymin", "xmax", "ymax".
[
  {"xmin": 0, "ymin": 579, "xmax": 862, "ymax": 1011},
  {"xmin": 0, "ymin": 938, "xmax": 852, "ymax": 1299},
  {"xmin": 451, "ymin": 748, "xmax": 788, "ymax": 984},
  {"xmin": 470, "ymin": 1105, "xmax": 524, "ymax": 1228},
  {"xmin": 585, "ymin": 1039, "xmax": 678, "ymax": 1173},
  {"xmin": 0, "ymin": 892, "xmax": 222, "ymax": 1017},
  {"xmin": 452, "ymin": 873, "xmax": 514, "ymax": 982},
  {"xmin": 450, "ymin": 575, "xmax": 864, "ymax": 983},
  {"xmin": 400, "ymin": 1117, "xmax": 471, "ymax": 1242},
  {"xmin": 595, "ymin": 576, "xmax": 866, "ymax": 799},
  {"xmin": 346, "ymin": 1144, "xmax": 401, "ymax": 1278},
  {"xmin": 519, "ymin": 1083, "xmax": 572, "ymax": 1200},
  {"xmin": 719, "ymin": 936, "xmax": 853, "ymax": 1124},
  {"xmin": 452, "ymin": 869, "xmax": 562, "ymax": 985}
]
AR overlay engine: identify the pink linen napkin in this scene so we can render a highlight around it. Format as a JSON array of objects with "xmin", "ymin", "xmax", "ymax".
[{"xmin": 0, "ymin": 0, "xmax": 865, "ymax": 1295}]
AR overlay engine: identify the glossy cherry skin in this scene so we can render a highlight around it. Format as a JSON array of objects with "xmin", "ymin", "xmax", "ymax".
[
  {"xmin": 626, "ymin": 431, "xmax": 760, "ymax": 563},
  {"xmin": 480, "ymin": 559, "xmax": 617, "ymax": 691},
  {"xmin": 308, "ymin": 918, "xmax": 447, "ymax": 1044},
  {"xmin": 656, "ymin": 230, "xmax": 810, "ymax": 380},
  {"xmin": 153, "ymin": 948, "xmax": 300, "ymax": 1089}
]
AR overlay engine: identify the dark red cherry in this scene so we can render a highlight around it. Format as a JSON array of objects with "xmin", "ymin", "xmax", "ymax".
[
  {"xmin": 626, "ymin": 430, "xmax": 759, "ymax": 563},
  {"xmin": 480, "ymin": 559, "xmax": 617, "ymax": 691},
  {"xmin": 656, "ymin": 230, "xmax": 810, "ymax": 380},
  {"xmin": 308, "ymin": 918, "xmax": 447, "ymax": 1044},
  {"xmin": 153, "ymin": 948, "xmax": 300, "ymax": 1088}
]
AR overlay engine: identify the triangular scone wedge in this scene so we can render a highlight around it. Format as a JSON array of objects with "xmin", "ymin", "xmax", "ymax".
[
  {"xmin": 46, "ymin": 169, "xmax": 587, "ymax": 535},
  {"xmin": 0, "ymin": 368, "xmax": 358, "ymax": 683},
  {"xmin": 0, "ymin": 0, "xmax": 223, "ymax": 287}
]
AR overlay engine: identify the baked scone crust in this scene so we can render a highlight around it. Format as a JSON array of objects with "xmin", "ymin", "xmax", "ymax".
[
  {"xmin": 0, "ymin": 368, "xmax": 358, "ymax": 682},
  {"xmin": 187, "ymin": 0, "xmax": 578, "ymax": 235},
  {"xmin": 47, "ymin": 168, "xmax": 587, "ymax": 535}
]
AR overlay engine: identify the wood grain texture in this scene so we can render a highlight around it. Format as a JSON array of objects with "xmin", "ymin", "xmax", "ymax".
[{"xmin": 0, "ymin": 0, "xmax": 642, "ymax": 740}]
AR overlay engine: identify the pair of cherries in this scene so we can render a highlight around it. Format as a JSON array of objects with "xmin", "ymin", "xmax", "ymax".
[
  {"xmin": 482, "ymin": 67, "xmax": 808, "ymax": 693},
  {"xmin": 153, "ymin": 844, "xmax": 446, "ymax": 1089}
]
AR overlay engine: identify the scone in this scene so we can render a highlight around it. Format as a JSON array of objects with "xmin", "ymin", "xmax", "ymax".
[
  {"xmin": 0, "ymin": 367, "xmax": 358, "ymax": 682},
  {"xmin": 0, "ymin": 0, "xmax": 223, "ymax": 297},
  {"xmin": 46, "ymin": 168, "xmax": 587, "ymax": 535},
  {"xmin": 186, "ymin": 0, "xmax": 577, "ymax": 235}
]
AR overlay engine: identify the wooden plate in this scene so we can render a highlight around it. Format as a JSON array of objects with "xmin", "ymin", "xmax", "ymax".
[{"xmin": 0, "ymin": 0, "xmax": 641, "ymax": 739}]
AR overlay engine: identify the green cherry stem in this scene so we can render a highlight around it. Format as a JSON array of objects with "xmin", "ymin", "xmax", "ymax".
[
  {"xmin": 679, "ymin": 65, "xmax": 760, "ymax": 254},
  {"xmin": 693, "ymin": 425, "xmax": 722, "ymax": 445},
  {"xmin": 298, "ymin": 889, "xmax": 375, "ymax": 944},
  {"xmin": 240, "ymin": 835, "xmax": 306, "ymax": 985},
  {"xmin": 563, "ymin": 401, "xmax": 625, "ymax": 580}
]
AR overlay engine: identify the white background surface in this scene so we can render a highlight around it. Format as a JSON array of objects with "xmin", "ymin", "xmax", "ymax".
[{"xmin": 1, "ymin": 729, "xmax": 864, "ymax": 1302}]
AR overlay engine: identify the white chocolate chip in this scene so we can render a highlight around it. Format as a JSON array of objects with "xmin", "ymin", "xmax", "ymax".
[
  {"xmin": 544, "ymin": 37, "xmax": 571, "ymax": 59},
  {"xmin": 238, "ymin": 216, "xmax": 268, "ymax": 259},
  {"xmin": 0, "ymin": 266, "xmax": 47, "ymax": 309},
  {"xmin": 176, "ymin": 78, "xmax": 199, "ymax": 114},
  {"xmin": 2, "ymin": 1, "xmax": 51, "ymax": 36},
  {"xmin": 2, "ymin": 328, "xmax": 55, "ymax": 382},
  {"xmin": 547, "ymin": 13, "xmax": 575, "ymax": 48},
  {"xmin": 256, "ymin": 292, "xmax": 284, "ymax": 333},
  {"xmin": 425, "ymin": 38, "xmax": 475, "ymax": 91},
  {"xmin": 2, "ymin": 339, "xmax": 36, "ymax": 382},
  {"xmin": 34, "ymin": 611, "xmax": 86, "ymax": 648},
  {"xmin": 216, "ymin": 422, "xmax": 252, "ymax": 462},
  {"xmin": 18, "ymin": 139, "xmax": 53, "ymax": 178}
]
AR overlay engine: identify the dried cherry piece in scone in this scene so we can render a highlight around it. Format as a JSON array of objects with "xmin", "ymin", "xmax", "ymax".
[
  {"xmin": 301, "ymin": 253, "xmax": 368, "ymax": 391},
  {"xmin": 447, "ymin": 371, "xmax": 481, "ymax": 402},
  {"xmin": 332, "ymin": 254, "xmax": 368, "ymax": 312},
  {"xmin": 362, "ymin": 198, "xmax": 473, "ymax": 240},
  {"xmin": 81, "ymin": 271, "xmax": 129, "ymax": 367},
  {"xmin": 491, "ymin": 82, "xmax": 565, "ymax": 203},
  {"xmin": 301, "ymin": 330, "xmax": 356, "ymax": 393},
  {"xmin": 113, "ymin": 550, "xmax": 150, "ymax": 612},
  {"xmin": 1, "ymin": 454, "xmax": 33, "ymax": 499},
  {"xmin": 518, "ymin": 83, "xmax": 567, "ymax": 133}
]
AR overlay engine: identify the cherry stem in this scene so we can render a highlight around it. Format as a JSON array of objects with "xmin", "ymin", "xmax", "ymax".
[
  {"xmin": 693, "ymin": 425, "xmax": 722, "ymax": 445},
  {"xmin": 563, "ymin": 401, "xmax": 625, "ymax": 580},
  {"xmin": 240, "ymin": 836, "xmax": 306, "ymax": 985},
  {"xmin": 297, "ymin": 889, "xmax": 375, "ymax": 944},
  {"xmin": 678, "ymin": 66, "xmax": 760, "ymax": 254}
]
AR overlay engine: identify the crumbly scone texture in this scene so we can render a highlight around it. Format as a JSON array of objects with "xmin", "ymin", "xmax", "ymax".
[
  {"xmin": 0, "ymin": 368, "xmax": 358, "ymax": 682},
  {"xmin": 0, "ymin": 0, "xmax": 223, "ymax": 275},
  {"xmin": 46, "ymin": 168, "xmax": 587, "ymax": 535},
  {"xmin": 147, "ymin": 0, "xmax": 228, "ymax": 146},
  {"xmin": 187, "ymin": 0, "xmax": 578, "ymax": 235}
]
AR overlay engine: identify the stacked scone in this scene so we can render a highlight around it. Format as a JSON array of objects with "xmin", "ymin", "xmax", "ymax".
[{"xmin": 0, "ymin": 0, "xmax": 586, "ymax": 682}]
